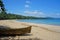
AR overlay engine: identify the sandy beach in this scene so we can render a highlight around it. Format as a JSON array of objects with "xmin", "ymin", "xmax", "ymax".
[{"xmin": 0, "ymin": 20, "xmax": 60, "ymax": 40}]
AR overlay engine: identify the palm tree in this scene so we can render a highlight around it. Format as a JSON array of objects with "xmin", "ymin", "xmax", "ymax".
[
  {"xmin": 0, "ymin": 0, "xmax": 7, "ymax": 19},
  {"xmin": 0, "ymin": 0, "xmax": 6, "ymax": 13}
]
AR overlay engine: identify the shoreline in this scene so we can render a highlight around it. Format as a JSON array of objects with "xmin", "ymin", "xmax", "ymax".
[
  {"xmin": 17, "ymin": 22, "xmax": 60, "ymax": 26},
  {"xmin": 15, "ymin": 20, "xmax": 60, "ymax": 33},
  {"xmin": 0, "ymin": 20, "xmax": 60, "ymax": 40},
  {"xmin": 17, "ymin": 19, "xmax": 60, "ymax": 26}
]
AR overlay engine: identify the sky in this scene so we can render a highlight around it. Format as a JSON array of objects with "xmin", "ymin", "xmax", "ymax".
[{"xmin": 2, "ymin": 0, "xmax": 60, "ymax": 18}]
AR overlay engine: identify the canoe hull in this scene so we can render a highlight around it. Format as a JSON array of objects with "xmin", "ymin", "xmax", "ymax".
[{"xmin": 0, "ymin": 26, "xmax": 32, "ymax": 35}]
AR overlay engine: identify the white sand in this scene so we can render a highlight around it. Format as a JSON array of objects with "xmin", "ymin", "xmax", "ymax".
[
  {"xmin": 0, "ymin": 20, "xmax": 60, "ymax": 40},
  {"xmin": 0, "ymin": 20, "xmax": 28, "ymax": 29}
]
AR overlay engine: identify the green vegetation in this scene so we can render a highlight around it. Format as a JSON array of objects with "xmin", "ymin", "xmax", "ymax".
[{"xmin": 0, "ymin": 12, "xmax": 40, "ymax": 20}]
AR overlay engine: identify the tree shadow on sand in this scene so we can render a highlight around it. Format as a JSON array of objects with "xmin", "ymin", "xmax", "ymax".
[
  {"xmin": 0, "ymin": 34, "xmax": 42, "ymax": 40},
  {"xmin": 0, "ymin": 25, "xmax": 11, "ymax": 30},
  {"xmin": 0, "ymin": 33, "xmax": 32, "ymax": 37}
]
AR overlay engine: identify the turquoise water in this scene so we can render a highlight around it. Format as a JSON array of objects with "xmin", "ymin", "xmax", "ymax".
[{"xmin": 17, "ymin": 19, "xmax": 60, "ymax": 26}]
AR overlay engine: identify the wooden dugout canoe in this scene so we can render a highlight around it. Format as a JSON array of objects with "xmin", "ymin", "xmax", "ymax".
[{"xmin": 0, "ymin": 26, "xmax": 32, "ymax": 35}]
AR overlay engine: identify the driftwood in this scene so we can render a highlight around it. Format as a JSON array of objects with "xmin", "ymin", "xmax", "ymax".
[{"xmin": 0, "ymin": 26, "xmax": 32, "ymax": 35}]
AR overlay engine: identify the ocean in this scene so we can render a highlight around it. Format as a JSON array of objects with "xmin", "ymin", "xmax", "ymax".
[{"xmin": 17, "ymin": 18, "xmax": 60, "ymax": 26}]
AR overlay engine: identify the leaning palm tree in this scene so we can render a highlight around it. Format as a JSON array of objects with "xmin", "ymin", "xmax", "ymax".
[
  {"xmin": 0, "ymin": 0, "xmax": 7, "ymax": 19},
  {"xmin": 0, "ymin": 0, "xmax": 6, "ymax": 13}
]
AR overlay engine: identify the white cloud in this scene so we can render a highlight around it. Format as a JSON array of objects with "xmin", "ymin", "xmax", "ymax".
[
  {"xmin": 25, "ymin": 5, "xmax": 29, "ymax": 8},
  {"xmin": 24, "ymin": 10, "xmax": 39, "ymax": 14},
  {"xmin": 24, "ymin": 11, "xmax": 29, "ymax": 13},
  {"xmin": 26, "ymin": 1, "xmax": 30, "ymax": 3},
  {"xmin": 24, "ymin": 10, "xmax": 46, "ymax": 17},
  {"xmin": 45, "ymin": 13, "xmax": 60, "ymax": 18},
  {"xmin": 56, "ymin": 13, "xmax": 60, "ymax": 16},
  {"xmin": 53, "ymin": 13, "xmax": 60, "ymax": 18},
  {"xmin": 24, "ymin": 10, "xmax": 38, "ymax": 14},
  {"xmin": 32, "ymin": 10, "xmax": 39, "ymax": 14}
]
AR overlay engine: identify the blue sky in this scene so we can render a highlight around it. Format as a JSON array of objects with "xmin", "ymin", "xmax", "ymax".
[{"xmin": 3, "ymin": 0, "xmax": 60, "ymax": 18}]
